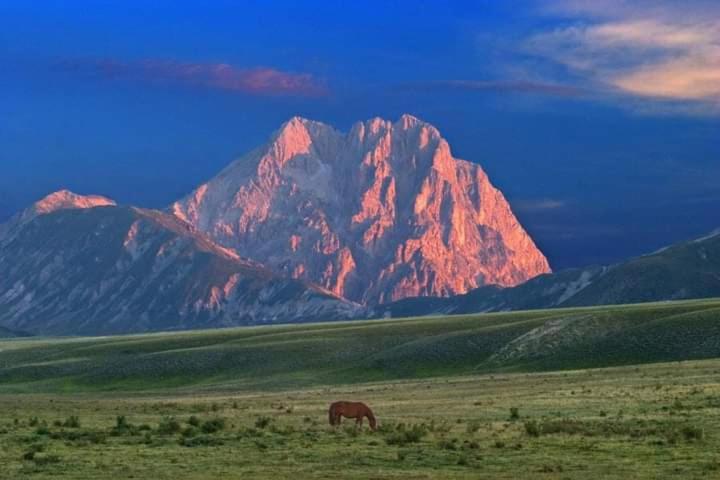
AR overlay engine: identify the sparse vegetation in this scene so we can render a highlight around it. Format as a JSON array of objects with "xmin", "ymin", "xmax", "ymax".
[
  {"xmin": 1, "ymin": 300, "xmax": 720, "ymax": 478},
  {"xmin": 156, "ymin": 416, "xmax": 182, "ymax": 435},
  {"xmin": 384, "ymin": 424, "xmax": 428, "ymax": 446}
]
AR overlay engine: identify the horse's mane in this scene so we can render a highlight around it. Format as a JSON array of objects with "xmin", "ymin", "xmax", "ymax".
[{"xmin": 364, "ymin": 405, "xmax": 377, "ymax": 429}]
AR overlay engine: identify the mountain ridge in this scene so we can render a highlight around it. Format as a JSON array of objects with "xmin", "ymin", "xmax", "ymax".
[
  {"xmin": 0, "ymin": 193, "xmax": 364, "ymax": 335},
  {"xmin": 378, "ymin": 227, "xmax": 720, "ymax": 318},
  {"xmin": 172, "ymin": 114, "xmax": 551, "ymax": 304}
]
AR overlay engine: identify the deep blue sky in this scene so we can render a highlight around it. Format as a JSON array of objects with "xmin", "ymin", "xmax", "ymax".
[{"xmin": 1, "ymin": 0, "xmax": 718, "ymax": 269}]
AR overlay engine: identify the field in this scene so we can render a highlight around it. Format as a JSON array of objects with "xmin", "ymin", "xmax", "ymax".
[{"xmin": 1, "ymin": 299, "xmax": 720, "ymax": 478}]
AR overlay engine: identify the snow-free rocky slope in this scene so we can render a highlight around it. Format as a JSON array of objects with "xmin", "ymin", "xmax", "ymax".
[
  {"xmin": 172, "ymin": 114, "xmax": 550, "ymax": 304},
  {"xmin": 379, "ymin": 229, "xmax": 720, "ymax": 318},
  {"xmin": 0, "ymin": 192, "xmax": 363, "ymax": 335}
]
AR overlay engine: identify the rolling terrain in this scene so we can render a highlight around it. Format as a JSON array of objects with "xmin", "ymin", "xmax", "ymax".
[
  {"xmin": 1, "ymin": 348, "xmax": 720, "ymax": 478},
  {"xmin": 1, "ymin": 299, "xmax": 719, "ymax": 394}
]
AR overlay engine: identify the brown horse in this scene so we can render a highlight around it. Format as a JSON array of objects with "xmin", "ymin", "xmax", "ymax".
[{"xmin": 328, "ymin": 401, "xmax": 377, "ymax": 430}]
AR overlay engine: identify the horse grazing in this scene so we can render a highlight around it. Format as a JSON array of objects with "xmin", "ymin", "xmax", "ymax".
[{"xmin": 328, "ymin": 401, "xmax": 377, "ymax": 430}]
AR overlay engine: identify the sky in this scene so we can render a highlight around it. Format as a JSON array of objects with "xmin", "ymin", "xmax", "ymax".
[{"xmin": 0, "ymin": 0, "xmax": 718, "ymax": 270}]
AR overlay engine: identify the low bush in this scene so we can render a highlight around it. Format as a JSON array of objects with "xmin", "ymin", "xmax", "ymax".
[
  {"xmin": 156, "ymin": 416, "xmax": 182, "ymax": 435},
  {"xmin": 524, "ymin": 420, "xmax": 540, "ymax": 437},
  {"xmin": 384, "ymin": 424, "xmax": 428, "ymax": 446},
  {"xmin": 50, "ymin": 429, "xmax": 106, "ymax": 444},
  {"xmin": 200, "ymin": 418, "xmax": 225, "ymax": 434},
  {"xmin": 255, "ymin": 416, "xmax": 272, "ymax": 429},
  {"xmin": 179, "ymin": 435, "xmax": 225, "ymax": 447},
  {"xmin": 62, "ymin": 416, "xmax": 81, "ymax": 429},
  {"xmin": 466, "ymin": 420, "xmax": 481, "ymax": 434}
]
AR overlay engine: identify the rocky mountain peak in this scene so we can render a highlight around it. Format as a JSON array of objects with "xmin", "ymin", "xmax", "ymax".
[
  {"xmin": 31, "ymin": 190, "xmax": 116, "ymax": 216},
  {"xmin": 172, "ymin": 114, "xmax": 551, "ymax": 304}
]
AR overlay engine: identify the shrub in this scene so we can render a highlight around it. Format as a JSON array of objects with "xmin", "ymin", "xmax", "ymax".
[
  {"xmin": 22, "ymin": 444, "xmax": 44, "ymax": 461},
  {"xmin": 50, "ymin": 429, "xmax": 106, "ymax": 444},
  {"xmin": 111, "ymin": 416, "xmax": 140, "ymax": 436},
  {"xmin": 180, "ymin": 435, "xmax": 225, "ymax": 447},
  {"xmin": 32, "ymin": 454, "xmax": 61, "ymax": 465},
  {"xmin": 681, "ymin": 425, "xmax": 704, "ymax": 441},
  {"xmin": 524, "ymin": 420, "xmax": 540, "ymax": 437},
  {"xmin": 156, "ymin": 416, "xmax": 182, "ymax": 435},
  {"xmin": 466, "ymin": 420, "xmax": 481, "ymax": 434},
  {"xmin": 115, "ymin": 416, "xmax": 129, "ymax": 430},
  {"xmin": 63, "ymin": 416, "xmax": 81, "ymax": 428},
  {"xmin": 384, "ymin": 424, "xmax": 428, "ymax": 446},
  {"xmin": 187, "ymin": 416, "xmax": 201, "ymax": 427},
  {"xmin": 255, "ymin": 416, "xmax": 272, "ymax": 429},
  {"xmin": 509, "ymin": 407, "xmax": 520, "ymax": 421},
  {"xmin": 28, "ymin": 417, "xmax": 40, "ymax": 427},
  {"xmin": 437, "ymin": 439, "xmax": 457, "ymax": 450},
  {"xmin": 201, "ymin": 418, "xmax": 226, "ymax": 434}
]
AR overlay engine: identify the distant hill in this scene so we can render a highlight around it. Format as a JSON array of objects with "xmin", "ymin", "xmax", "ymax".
[
  {"xmin": 378, "ymin": 230, "xmax": 720, "ymax": 318},
  {"xmin": 0, "ymin": 192, "xmax": 364, "ymax": 336},
  {"xmin": 0, "ymin": 325, "xmax": 30, "ymax": 338},
  {"xmin": 0, "ymin": 299, "xmax": 718, "ymax": 393}
]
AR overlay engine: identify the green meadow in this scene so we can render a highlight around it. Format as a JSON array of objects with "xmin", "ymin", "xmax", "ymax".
[{"xmin": 1, "ymin": 299, "xmax": 720, "ymax": 478}]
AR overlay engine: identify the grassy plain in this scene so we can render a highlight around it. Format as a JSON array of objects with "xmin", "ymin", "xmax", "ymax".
[{"xmin": 1, "ymin": 299, "xmax": 720, "ymax": 478}]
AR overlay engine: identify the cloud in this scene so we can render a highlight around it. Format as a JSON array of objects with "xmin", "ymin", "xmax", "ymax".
[
  {"xmin": 55, "ymin": 58, "xmax": 328, "ymax": 97},
  {"xmin": 528, "ymin": 0, "xmax": 720, "ymax": 111},
  {"xmin": 512, "ymin": 198, "xmax": 567, "ymax": 213},
  {"xmin": 397, "ymin": 80, "xmax": 585, "ymax": 97}
]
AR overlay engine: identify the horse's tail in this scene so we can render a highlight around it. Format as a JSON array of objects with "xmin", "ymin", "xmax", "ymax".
[
  {"xmin": 365, "ymin": 406, "xmax": 377, "ymax": 430},
  {"xmin": 328, "ymin": 403, "xmax": 337, "ymax": 426}
]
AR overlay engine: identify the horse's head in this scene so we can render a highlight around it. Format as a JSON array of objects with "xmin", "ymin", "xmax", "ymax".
[{"xmin": 368, "ymin": 416, "xmax": 377, "ymax": 430}]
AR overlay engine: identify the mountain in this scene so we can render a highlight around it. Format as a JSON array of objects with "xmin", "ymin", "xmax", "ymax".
[
  {"xmin": 0, "ymin": 192, "xmax": 364, "ymax": 335},
  {"xmin": 379, "ymin": 229, "xmax": 720, "ymax": 317},
  {"xmin": 172, "ymin": 114, "xmax": 550, "ymax": 304}
]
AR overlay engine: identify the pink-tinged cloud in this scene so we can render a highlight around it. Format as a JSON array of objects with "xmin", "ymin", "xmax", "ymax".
[
  {"xmin": 531, "ymin": 0, "xmax": 720, "ymax": 111},
  {"xmin": 56, "ymin": 58, "xmax": 328, "ymax": 97}
]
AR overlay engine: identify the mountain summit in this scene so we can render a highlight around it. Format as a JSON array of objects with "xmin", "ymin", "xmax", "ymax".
[{"xmin": 172, "ymin": 115, "xmax": 551, "ymax": 303}]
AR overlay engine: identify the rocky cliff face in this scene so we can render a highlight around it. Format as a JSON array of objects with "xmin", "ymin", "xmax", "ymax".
[
  {"xmin": 0, "ymin": 192, "xmax": 364, "ymax": 335},
  {"xmin": 378, "ymin": 229, "xmax": 720, "ymax": 318},
  {"xmin": 172, "ymin": 114, "xmax": 550, "ymax": 304}
]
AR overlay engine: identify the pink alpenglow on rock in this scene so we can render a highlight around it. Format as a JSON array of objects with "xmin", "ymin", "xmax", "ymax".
[
  {"xmin": 31, "ymin": 190, "xmax": 116, "ymax": 215},
  {"xmin": 172, "ymin": 115, "xmax": 551, "ymax": 304}
]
